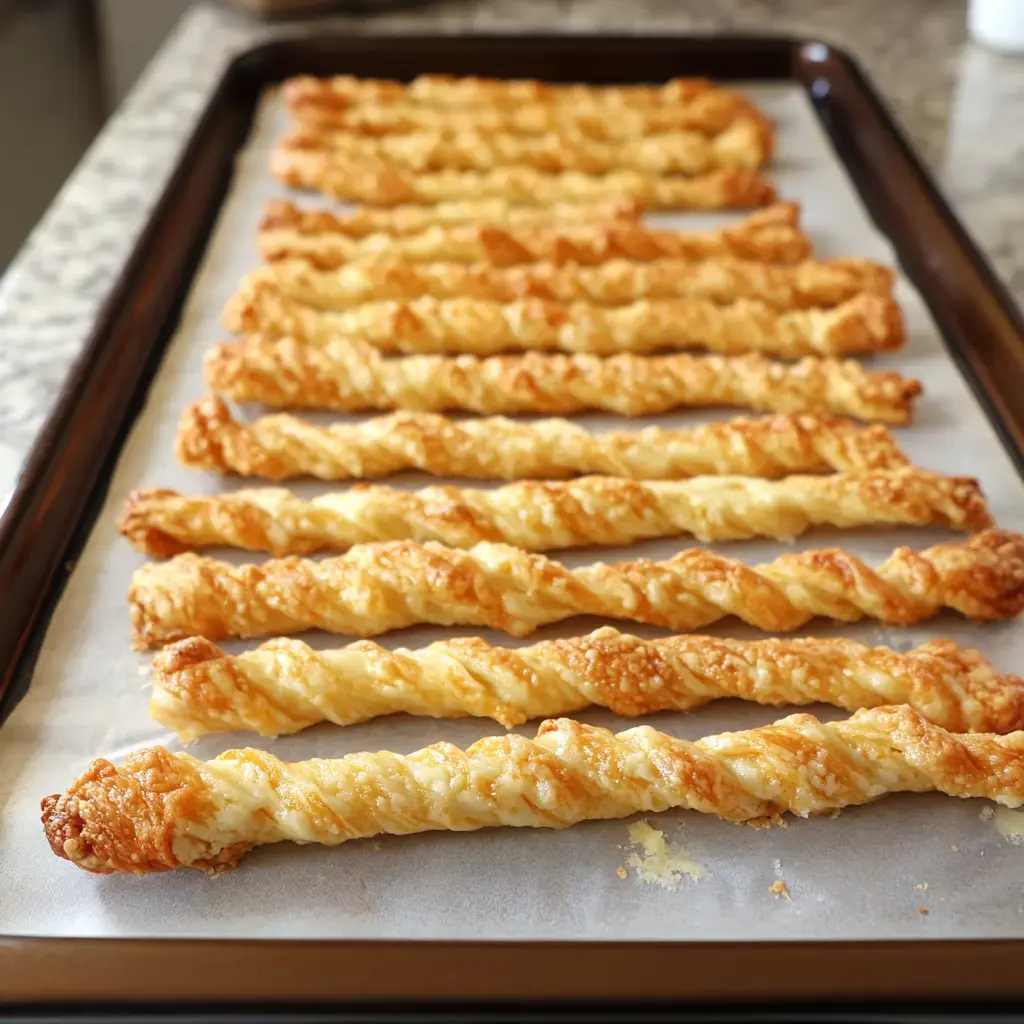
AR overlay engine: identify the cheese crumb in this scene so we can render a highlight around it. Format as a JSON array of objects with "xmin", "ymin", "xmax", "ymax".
[
  {"xmin": 993, "ymin": 807, "xmax": 1024, "ymax": 846},
  {"xmin": 616, "ymin": 866, "xmax": 627, "ymax": 880},
  {"xmin": 769, "ymin": 879, "xmax": 793, "ymax": 902},
  {"xmin": 915, "ymin": 882, "xmax": 929, "ymax": 891},
  {"xmin": 979, "ymin": 806, "xmax": 996, "ymax": 822},
  {"xmin": 919, "ymin": 906, "xmax": 929, "ymax": 915},
  {"xmin": 950, "ymin": 844, "xmax": 960, "ymax": 852},
  {"xmin": 624, "ymin": 821, "xmax": 710, "ymax": 891}
]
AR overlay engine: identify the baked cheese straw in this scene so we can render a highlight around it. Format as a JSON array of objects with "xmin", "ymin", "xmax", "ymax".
[
  {"xmin": 204, "ymin": 339, "xmax": 922, "ymax": 423},
  {"xmin": 41, "ymin": 705, "xmax": 1024, "ymax": 874},
  {"xmin": 283, "ymin": 118, "xmax": 772, "ymax": 173},
  {"xmin": 291, "ymin": 93, "xmax": 759, "ymax": 139},
  {"xmin": 118, "ymin": 470, "xmax": 989, "ymax": 558},
  {"xmin": 269, "ymin": 148, "xmax": 776, "ymax": 211},
  {"xmin": 224, "ymin": 289, "xmax": 904, "ymax": 359},
  {"xmin": 174, "ymin": 398, "xmax": 909, "ymax": 483},
  {"xmin": 126, "ymin": 529, "xmax": 1024, "ymax": 647},
  {"xmin": 259, "ymin": 201, "xmax": 810, "ymax": 267},
  {"xmin": 150, "ymin": 630, "xmax": 1024, "ymax": 738},
  {"xmin": 256, "ymin": 198, "xmax": 640, "ymax": 242},
  {"xmin": 282, "ymin": 72, "xmax": 725, "ymax": 111},
  {"xmin": 238, "ymin": 255, "xmax": 893, "ymax": 312}
]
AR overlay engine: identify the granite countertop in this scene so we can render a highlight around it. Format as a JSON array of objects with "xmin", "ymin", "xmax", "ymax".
[{"xmin": 1, "ymin": 0, "xmax": 1022, "ymax": 509}]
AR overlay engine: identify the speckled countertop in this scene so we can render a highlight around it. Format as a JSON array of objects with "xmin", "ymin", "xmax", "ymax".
[{"xmin": 1, "ymin": 0, "xmax": 1022, "ymax": 509}]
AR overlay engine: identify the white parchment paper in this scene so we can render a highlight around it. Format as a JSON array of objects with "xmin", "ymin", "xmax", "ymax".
[{"xmin": 3, "ymin": 83, "xmax": 1024, "ymax": 940}]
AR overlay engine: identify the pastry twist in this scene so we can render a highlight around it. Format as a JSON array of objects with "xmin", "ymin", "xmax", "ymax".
[
  {"xmin": 118, "ymin": 470, "xmax": 989, "ymax": 558},
  {"xmin": 239, "ymin": 255, "xmax": 893, "ymax": 312},
  {"xmin": 257, "ymin": 197, "xmax": 639, "ymax": 240},
  {"xmin": 174, "ymin": 397, "xmax": 909, "ymax": 483},
  {"xmin": 41, "ymin": 705, "xmax": 1024, "ymax": 875},
  {"xmin": 285, "ymin": 118, "xmax": 772, "ymax": 173},
  {"xmin": 270, "ymin": 148, "xmax": 776, "ymax": 210},
  {"xmin": 291, "ymin": 92, "xmax": 759, "ymax": 139},
  {"xmin": 259, "ymin": 200, "xmax": 810, "ymax": 267},
  {"xmin": 126, "ymin": 529, "xmax": 1024, "ymax": 647},
  {"xmin": 225, "ymin": 287, "xmax": 904, "ymax": 359},
  {"xmin": 283, "ymin": 73, "xmax": 726, "ymax": 111},
  {"xmin": 204, "ymin": 338, "xmax": 922, "ymax": 423},
  {"xmin": 150, "ymin": 628, "xmax": 1024, "ymax": 738}
]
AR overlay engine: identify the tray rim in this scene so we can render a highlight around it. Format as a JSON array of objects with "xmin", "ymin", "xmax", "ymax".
[{"xmin": 4, "ymin": 30, "xmax": 1024, "ymax": 1006}]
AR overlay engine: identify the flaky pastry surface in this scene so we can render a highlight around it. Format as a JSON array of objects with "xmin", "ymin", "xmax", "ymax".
[
  {"xmin": 150, "ymin": 628, "xmax": 1024, "ymax": 738},
  {"xmin": 259, "ymin": 198, "xmax": 639, "ymax": 240},
  {"xmin": 118, "ymin": 470, "xmax": 989, "ymax": 558},
  {"xmin": 225, "ymin": 287, "xmax": 904, "ymax": 359},
  {"xmin": 204, "ymin": 337, "xmax": 921, "ymax": 423},
  {"xmin": 258, "ymin": 201, "xmax": 810, "ymax": 267},
  {"xmin": 42, "ymin": 706, "xmax": 1024, "ymax": 874},
  {"xmin": 127, "ymin": 529, "xmax": 1024, "ymax": 647},
  {"xmin": 282, "ymin": 73, "xmax": 729, "ymax": 111},
  {"xmin": 282, "ymin": 118, "xmax": 771, "ymax": 173},
  {"xmin": 174, "ymin": 397, "xmax": 908, "ymax": 483},
  {"xmin": 237, "ymin": 255, "xmax": 893, "ymax": 312},
  {"xmin": 270, "ymin": 148, "xmax": 776, "ymax": 210}
]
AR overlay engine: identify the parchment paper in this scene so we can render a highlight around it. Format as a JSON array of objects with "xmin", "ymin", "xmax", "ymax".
[{"xmin": 3, "ymin": 83, "xmax": 1024, "ymax": 940}]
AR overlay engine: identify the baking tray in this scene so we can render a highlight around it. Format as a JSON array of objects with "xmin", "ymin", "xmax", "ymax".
[{"xmin": 4, "ymin": 34, "xmax": 1024, "ymax": 1008}]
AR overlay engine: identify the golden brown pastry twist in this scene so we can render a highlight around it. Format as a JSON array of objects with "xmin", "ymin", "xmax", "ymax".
[
  {"xmin": 118, "ymin": 470, "xmax": 989, "ymax": 558},
  {"xmin": 283, "ymin": 72, "xmax": 725, "ymax": 111},
  {"xmin": 42, "ymin": 705, "xmax": 1024, "ymax": 875},
  {"xmin": 126, "ymin": 529, "xmax": 1024, "ymax": 647},
  {"xmin": 270, "ymin": 147, "xmax": 776, "ymax": 210},
  {"xmin": 284, "ymin": 118, "xmax": 771, "ymax": 173},
  {"xmin": 150, "ymin": 628, "xmax": 1024, "ymax": 738},
  {"xmin": 225, "ymin": 287, "xmax": 904, "ymax": 359},
  {"xmin": 174, "ymin": 397, "xmax": 909, "ymax": 483},
  {"xmin": 258, "ymin": 200, "xmax": 810, "ymax": 267},
  {"xmin": 238, "ymin": 255, "xmax": 893, "ymax": 311},
  {"xmin": 204, "ymin": 337, "xmax": 922, "ymax": 423},
  {"xmin": 290, "ymin": 92, "xmax": 757, "ymax": 138},
  {"xmin": 257, "ymin": 198, "xmax": 639, "ymax": 242}
]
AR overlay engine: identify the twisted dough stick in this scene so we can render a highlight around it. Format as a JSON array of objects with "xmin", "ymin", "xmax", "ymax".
[
  {"xmin": 259, "ymin": 200, "xmax": 810, "ymax": 267},
  {"xmin": 256, "ymin": 198, "xmax": 639, "ymax": 241},
  {"xmin": 126, "ymin": 529, "xmax": 1024, "ymax": 647},
  {"xmin": 205, "ymin": 338, "xmax": 922, "ymax": 423},
  {"xmin": 283, "ymin": 73, "xmax": 727, "ymax": 111},
  {"xmin": 284, "ymin": 118, "xmax": 772, "ymax": 173},
  {"xmin": 239, "ymin": 255, "xmax": 893, "ymax": 312},
  {"xmin": 174, "ymin": 397, "xmax": 909, "ymax": 483},
  {"xmin": 291, "ymin": 92, "xmax": 758, "ymax": 139},
  {"xmin": 118, "ymin": 470, "xmax": 989, "ymax": 558},
  {"xmin": 151, "ymin": 629, "xmax": 1024, "ymax": 739},
  {"xmin": 270, "ymin": 148, "xmax": 776, "ymax": 210},
  {"xmin": 225, "ymin": 288, "xmax": 904, "ymax": 359},
  {"xmin": 41, "ymin": 706, "xmax": 1024, "ymax": 874}
]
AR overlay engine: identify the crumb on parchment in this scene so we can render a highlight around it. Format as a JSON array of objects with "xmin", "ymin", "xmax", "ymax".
[
  {"xmin": 616, "ymin": 866, "xmax": 627, "ymax": 880},
  {"xmin": 624, "ymin": 820, "xmax": 710, "ymax": 892},
  {"xmin": 919, "ymin": 906, "xmax": 929, "ymax": 915},
  {"xmin": 915, "ymin": 882, "xmax": 929, "ymax": 891},
  {"xmin": 769, "ymin": 880, "xmax": 792, "ymax": 902}
]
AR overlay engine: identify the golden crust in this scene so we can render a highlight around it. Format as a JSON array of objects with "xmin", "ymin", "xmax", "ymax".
[
  {"xmin": 269, "ymin": 147, "xmax": 777, "ymax": 210},
  {"xmin": 126, "ymin": 529, "xmax": 1024, "ymax": 647},
  {"xmin": 290, "ymin": 92, "xmax": 760, "ymax": 139},
  {"xmin": 224, "ymin": 286, "xmax": 904, "ymax": 359},
  {"xmin": 42, "ymin": 706, "xmax": 1024, "ymax": 874},
  {"xmin": 280, "ymin": 118, "xmax": 772, "ymax": 173},
  {"xmin": 173, "ymin": 397, "xmax": 909, "ymax": 483},
  {"xmin": 117, "ymin": 470, "xmax": 990, "ymax": 558},
  {"xmin": 204, "ymin": 337, "xmax": 922, "ymax": 423},
  {"xmin": 258, "ymin": 200, "xmax": 810, "ymax": 267},
  {"xmin": 149, "ymin": 629, "xmax": 1024, "ymax": 737},
  {"xmin": 258, "ymin": 197, "xmax": 640, "ymax": 240},
  {"xmin": 237, "ymin": 255, "xmax": 893, "ymax": 312},
  {"xmin": 283, "ymin": 73, "xmax": 727, "ymax": 111}
]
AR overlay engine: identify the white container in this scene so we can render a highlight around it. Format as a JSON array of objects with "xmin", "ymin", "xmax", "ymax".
[{"xmin": 968, "ymin": 0, "xmax": 1024, "ymax": 53}]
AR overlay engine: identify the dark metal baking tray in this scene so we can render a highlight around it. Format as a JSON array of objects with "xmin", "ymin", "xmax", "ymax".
[{"xmin": 3, "ymin": 33, "xmax": 1024, "ymax": 1009}]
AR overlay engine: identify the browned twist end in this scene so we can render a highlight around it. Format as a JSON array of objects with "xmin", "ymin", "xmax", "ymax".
[
  {"xmin": 258, "ymin": 198, "xmax": 302, "ymax": 233},
  {"xmin": 41, "ymin": 747, "xmax": 244, "ymax": 875},
  {"xmin": 174, "ymin": 395, "xmax": 236, "ymax": 474},
  {"xmin": 731, "ymin": 170, "xmax": 777, "ymax": 207},
  {"xmin": 853, "ymin": 294, "xmax": 905, "ymax": 352},
  {"xmin": 943, "ymin": 529, "xmax": 1024, "ymax": 619},
  {"xmin": 119, "ymin": 489, "xmax": 190, "ymax": 559}
]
